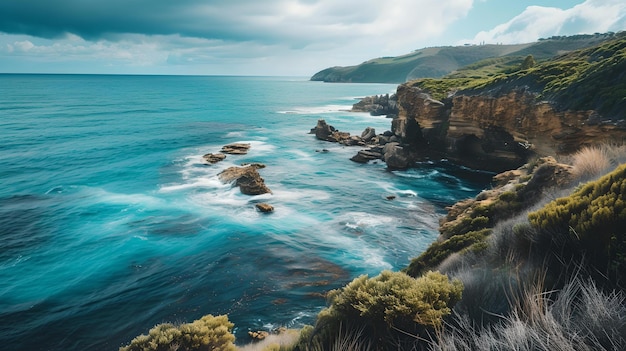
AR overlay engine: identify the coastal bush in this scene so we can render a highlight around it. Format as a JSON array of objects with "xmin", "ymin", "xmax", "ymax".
[
  {"xmin": 119, "ymin": 314, "xmax": 236, "ymax": 351},
  {"xmin": 405, "ymin": 229, "xmax": 491, "ymax": 277},
  {"xmin": 528, "ymin": 163, "xmax": 626, "ymax": 284},
  {"xmin": 312, "ymin": 270, "xmax": 462, "ymax": 349}
]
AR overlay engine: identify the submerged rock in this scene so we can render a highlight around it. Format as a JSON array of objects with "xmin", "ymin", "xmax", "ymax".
[
  {"xmin": 202, "ymin": 153, "xmax": 226, "ymax": 164},
  {"xmin": 255, "ymin": 203, "xmax": 274, "ymax": 213},
  {"xmin": 218, "ymin": 165, "xmax": 271, "ymax": 195}
]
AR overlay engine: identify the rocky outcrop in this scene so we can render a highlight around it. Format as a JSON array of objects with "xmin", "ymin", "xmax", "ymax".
[
  {"xmin": 352, "ymin": 94, "xmax": 398, "ymax": 117},
  {"xmin": 381, "ymin": 142, "xmax": 412, "ymax": 170},
  {"xmin": 202, "ymin": 153, "xmax": 226, "ymax": 164},
  {"xmin": 439, "ymin": 156, "xmax": 574, "ymax": 239},
  {"xmin": 391, "ymin": 83, "xmax": 626, "ymax": 172},
  {"xmin": 255, "ymin": 203, "xmax": 274, "ymax": 213},
  {"xmin": 218, "ymin": 164, "xmax": 271, "ymax": 195},
  {"xmin": 310, "ymin": 119, "xmax": 415, "ymax": 169},
  {"xmin": 406, "ymin": 156, "xmax": 576, "ymax": 277},
  {"xmin": 309, "ymin": 119, "xmax": 351, "ymax": 143},
  {"xmin": 310, "ymin": 119, "xmax": 380, "ymax": 147},
  {"xmin": 221, "ymin": 143, "xmax": 251, "ymax": 155}
]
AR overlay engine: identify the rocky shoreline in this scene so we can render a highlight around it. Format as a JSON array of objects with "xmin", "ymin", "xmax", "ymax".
[{"xmin": 345, "ymin": 86, "xmax": 626, "ymax": 174}]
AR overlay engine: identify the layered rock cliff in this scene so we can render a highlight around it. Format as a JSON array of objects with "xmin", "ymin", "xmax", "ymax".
[{"xmin": 390, "ymin": 82, "xmax": 626, "ymax": 172}]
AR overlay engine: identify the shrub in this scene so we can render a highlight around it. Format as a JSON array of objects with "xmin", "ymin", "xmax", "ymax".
[
  {"xmin": 405, "ymin": 229, "xmax": 491, "ymax": 277},
  {"xmin": 119, "ymin": 314, "xmax": 236, "ymax": 351},
  {"xmin": 312, "ymin": 270, "xmax": 462, "ymax": 349},
  {"xmin": 528, "ymin": 163, "xmax": 626, "ymax": 283}
]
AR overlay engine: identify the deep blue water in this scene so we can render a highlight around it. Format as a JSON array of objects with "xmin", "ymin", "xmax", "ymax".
[{"xmin": 0, "ymin": 75, "xmax": 490, "ymax": 350}]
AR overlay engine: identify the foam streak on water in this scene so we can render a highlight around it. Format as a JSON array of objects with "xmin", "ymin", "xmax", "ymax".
[{"xmin": 0, "ymin": 75, "xmax": 489, "ymax": 350}]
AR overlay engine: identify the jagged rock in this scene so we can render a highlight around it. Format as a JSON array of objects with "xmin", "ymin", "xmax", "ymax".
[
  {"xmin": 221, "ymin": 143, "xmax": 251, "ymax": 155},
  {"xmin": 341, "ymin": 135, "xmax": 363, "ymax": 146},
  {"xmin": 310, "ymin": 119, "xmax": 336, "ymax": 141},
  {"xmin": 218, "ymin": 165, "xmax": 271, "ymax": 195},
  {"xmin": 361, "ymin": 127, "xmax": 376, "ymax": 142},
  {"xmin": 202, "ymin": 153, "xmax": 226, "ymax": 164},
  {"xmin": 255, "ymin": 203, "xmax": 274, "ymax": 213},
  {"xmin": 241, "ymin": 162, "xmax": 266, "ymax": 168},
  {"xmin": 310, "ymin": 119, "xmax": 354, "ymax": 143},
  {"xmin": 382, "ymin": 142, "xmax": 412, "ymax": 170},
  {"xmin": 352, "ymin": 94, "xmax": 399, "ymax": 116},
  {"xmin": 350, "ymin": 149, "xmax": 383, "ymax": 163}
]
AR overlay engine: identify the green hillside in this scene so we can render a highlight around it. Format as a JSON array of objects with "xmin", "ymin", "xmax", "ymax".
[
  {"xmin": 410, "ymin": 31, "xmax": 626, "ymax": 119},
  {"xmin": 311, "ymin": 33, "xmax": 617, "ymax": 83}
]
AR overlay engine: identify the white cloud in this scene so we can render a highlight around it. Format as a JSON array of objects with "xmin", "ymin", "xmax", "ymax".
[
  {"xmin": 0, "ymin": 0, "xmax": 476, "ymax": 75},
  {"xmin": 5, "ymin": 0, "xmax": 624, "ymax": 75},
  {"xmin": 467, "ymin": 0, "xmax": 626, "ymax": 44},
  {"xmin": 14, "ymin": 40, "xmax": 35, "ymax": 52}
]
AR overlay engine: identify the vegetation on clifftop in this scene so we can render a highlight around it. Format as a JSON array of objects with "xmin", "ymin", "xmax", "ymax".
[
  {"xmin": 410, "ymin": 31, "xmax": 626, "ymax": 118},
  {"xmin": 307, "ymin": 270, "xmax": 462, "ymax": 349},
  {"xmin": 311, "ymin": 33, "xmax": 616, "ymax": 83},
  {"xmin": 120, "ymin": 314, "xmax": 236, "ymax": 351}
]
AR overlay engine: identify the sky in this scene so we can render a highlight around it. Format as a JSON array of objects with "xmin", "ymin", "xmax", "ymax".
[{"xmin": 0, "ymin": 0, "xmax": 625, "ymax": 76}]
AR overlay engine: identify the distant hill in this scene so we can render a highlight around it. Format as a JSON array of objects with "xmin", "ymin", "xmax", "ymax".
[{"xmin": 310, "ymin": 33, "xmax": 618, "ymax": 83}]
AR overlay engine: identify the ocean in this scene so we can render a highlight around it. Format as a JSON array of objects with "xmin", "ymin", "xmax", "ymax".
[{"xmin": 0, "ymin": 74, "xmax": 490, "ymax": 350}]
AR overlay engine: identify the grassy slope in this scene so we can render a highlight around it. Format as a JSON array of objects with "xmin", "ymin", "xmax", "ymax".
[
  {"xmin": 310, "ymin": 33, "xmax": 616, "ymax": 83},
  {"xmin": 409, "ymin": 32, "xmax": 626, "ymax": 119}
]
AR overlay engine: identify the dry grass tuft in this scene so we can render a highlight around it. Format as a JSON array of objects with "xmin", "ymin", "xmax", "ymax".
[
  {"xmin": 432, "ymin": 277, "xmax": 626, "ymax": 351},
  {"xmin": 570, "ymin": 144, "xmax": 626, "ymax": 181}
]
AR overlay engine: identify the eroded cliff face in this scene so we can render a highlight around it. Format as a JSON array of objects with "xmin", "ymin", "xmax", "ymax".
[{"xmin": 393, "ymin": 82, "xmax": 626, "ymax": 171}]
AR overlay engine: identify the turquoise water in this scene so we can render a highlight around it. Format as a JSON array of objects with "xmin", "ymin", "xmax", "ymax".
[{"xmin": 0, "ymin": 75, "xmax": 490, "ymax": 350}]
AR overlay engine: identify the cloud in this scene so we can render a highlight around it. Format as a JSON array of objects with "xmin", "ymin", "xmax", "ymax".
[
  {"xmin": 467, "ymin": 0, "xmax": 626, "ymax": 44},
  {"xmin": 4, "ymin": 1, "xmax": 623, "ymax": 76},
  {"xmin": 0, "ymin": 0, "xmax": 472, "ymax": 48},
  {"xmin": 0, "ymin": 0, "xmax": 474, "ymax": 74}
]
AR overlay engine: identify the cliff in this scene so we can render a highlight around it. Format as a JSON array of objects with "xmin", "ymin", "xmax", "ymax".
[
  {"xmin": 391, "ymin": 84, "xmax": 626, "ymax": 171},
  {"xmin": 384, "ymin": 33, "xmax": 626, "ymax": 172}
]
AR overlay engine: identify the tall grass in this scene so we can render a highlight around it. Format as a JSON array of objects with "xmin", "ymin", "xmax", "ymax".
[
  {"xmin": 569, "ymin": 144, "xmax": 626, "ymax": 181},
  {"xmin": 432, "ymin": 277, "xmax": 626, "ymax": 351}
]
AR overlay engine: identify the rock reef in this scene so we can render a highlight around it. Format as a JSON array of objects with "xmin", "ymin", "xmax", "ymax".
[{"xmin": 218, "ymin": 164, "xmax": 271, "ymax": 195}]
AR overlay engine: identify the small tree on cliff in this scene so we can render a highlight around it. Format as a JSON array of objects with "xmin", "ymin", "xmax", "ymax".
[{"xmin": 520, "ymin": 54, "xmax": 536, "ymax": 70}]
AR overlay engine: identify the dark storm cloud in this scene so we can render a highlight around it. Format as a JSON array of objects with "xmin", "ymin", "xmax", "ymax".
[{"xmin": 0, "ymin": 0, "xmax": 286, "ymax": 42}]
